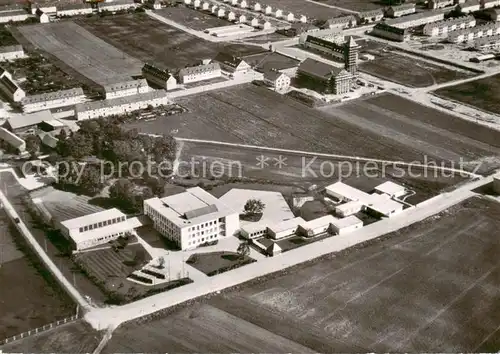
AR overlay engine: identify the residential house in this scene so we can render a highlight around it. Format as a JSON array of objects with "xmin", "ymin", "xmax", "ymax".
[
  {"xmin": 99, "ymin": 0, "xmax": 138, "ymax": 13},
  {"xmin": 481, "ymin": 0, "xmax": 500, "ymax": 9},
  {"xmin": 21, "ymin": 88, "xmax": 85, "ymax": 113},
  {"xmin": 385, "ymin": 3, "xmax": 416, "ymax": 17},
  {"xmin": 357, "ymin": 9, "xmax": 384, "ymax": 23},
  {"xmin": 101, "ymin": 79, "xmax": 149, "ymax": 99},
  {"xmin": 296, "ymin": 58, "xmax": 352, "ymax": 94},
  {"xmin": 423, "ymin": 15, "xmax": 476, "ymax": 36},
  {"xmin": 178, "ymin": 62, "xmax": 221, "ymax": 83},
  {"xmin": 35, "ymin": 8, "xmax": 49, "ymax": 23},
  {"xmin": 0, "ymin": 68, "xmax": 26, "ymax": 102},
  {"xmin": 142, "ymin": 62, "xmax": 178, "ymax": 90},
  {"xmin": 56, "ymin": 3, "xmax": 93, "ymax": 17},
  {"xmin": 213, "ymin": 52, "xmax": 250, "ymax": 75},
  {"xmin": 428, "ymin": 0, "xmax": 454, "ymax": 8},
  {"xmin": 263, "ymin": 69, "xmax": 290, "ymax": 92},
  {"xmin": 456, "ymin": 0, "xmax": 481, "ymax": 12},
  {"xmin": 264, "ymin": 5, "xmax": 272, "ymax": 14},
  {"xmin": 448, "ymin": 21, "xmax": 500, "ymax": 42},
  {"xmin": 323, "ymin": 15, "xmax": 357, "ymax": 29},
  {"xmin": 0, "ymin": 45, "xmax": 24, "ymax": 61},
  {"xmin": 385, "ymin": 9, "xmax": 447, "ymax": 28},
  {"xmin": 0, "ymin": 10, "xmax": 30, "ymax": 23},
  {"xmin": 146, "ymin": 0, "xmax": 162, "ymax": 9}
]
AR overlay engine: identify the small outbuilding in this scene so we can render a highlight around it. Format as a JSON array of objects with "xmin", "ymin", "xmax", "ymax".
[
  {"xmin": 331, "ymin": 215, "xmax": 363, "ymax": 235},
  {"xmin": 374, "ymin": 181, "xmax": 406, "ymax": 198},
  {"xmin": 267, "ymin": 217, "xmax": 305, "ymax": 239},
  {"xmin": 267, "ymin": 242, "xmax": 282, "ymax": 256}
]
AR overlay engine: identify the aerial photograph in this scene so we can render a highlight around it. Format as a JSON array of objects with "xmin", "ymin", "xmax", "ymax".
[{"xmin": 1, "ymin": 0, "xmax": 500, "ymax": 352}]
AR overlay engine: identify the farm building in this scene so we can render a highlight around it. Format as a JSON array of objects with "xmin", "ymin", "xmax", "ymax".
[
  {"xmin": 56, "ymin": 3, "xmax": 93, "ymax": 17},
  {"xmin": 142, "ymin": 62, "xmax": 178, "ymax": 90},
  {"xmin": 0, "ymin": 127, "xmax": 26, "ymax": 154},
  {"xmin": 240, "ymin": 221, "xmax": 268, "ymax": 239},
  {"xmin": 423, "ymin": 15, "xmax": 476, "ymax": 36},
  {"xmin": 296, "ymin": 58, "xmax": 352, "ymax": 95},
  {"xmin": 481, "ymin": 0, "xmax": 500, "ymax": 8},
  {"xmin": 267, "ymin": 217, "xmax": 306, "ymax": 240},
  {"xmin": 4, "ymin": 109, "xmax": 55, "ymax": 136},
  {"xmin": 266, "ymin": 242, "xmax": 282, "ymax": 256},
  {"xmin": 357, "ymin": 9, "xmax": 384, "ymax": 24},
  {"xmin": 213, "ymin": 52, "xmax": 251, "ymax": 75},
  {"xmin": 0, "ymin": 45, "xmax": 24, "ymax": 61},
  {"xmin": 456, "ymin": 0, "xmax": 480, "ymax": 13},
  {"xmin": 21, "ymin": 88, "xmax": 85, "ymax": 113},
  {"xmin": 144, "ymin": 186, "xmax": 239, "ymax": 250},
  {"xmin": 448, "ymin": 21, "xmax": 500, "ymax": 42},
  {"xmin": 101, "ymin": 79, "xmax": 149, "ymax": 99},
  {"xmin": 335, "ymin": 201, "xmax": 363, "ymax": 217},
  {"xmin": 0, "ymin": 68, "xmax": 26, "ymax": 102},
  {"xmin": 371, "ymin": 22, "xmax": 410, "ymax": 42},
  {"xmin": 297, "ymin": 215, "xmax": 337, "ymax": 237},
  {"xmin": 303, "ymin": 35, "xmax": 359, "ymax": 76},
  {"xmin": 0, "ymin": 10, "xmax": 30, "ymax": 23},
  {"xmin": 473, "ymin": 34, "xmax": 500, "ymax": 49},
  {"xmin": 385, "ymin": 3, "xmax": 416, "ymax": 17},
  {"xmin": 385, "ymin": 10, "xmax": 447, "ymax": 29},
  {"xmin": 331, "ymin": 215, "xmax": 363, "ymax": 235},
  {"xmin": 75, "ymin": 90, "xmax": 170, "ymax": 120},
  {"xmin": 374, "ymin": 181, "xmax": 406, "ymax": 198},
  {"xmin": 323, "ymin": 15, "xmax": 357, "ymax": 29},
  {"xmin": 485, "ymin": 7, "xmax": 500, "ymax": 20},
  {"xmin": 428, "ymin": 0, "xmax": 454, "ymax": 9},
  {"xmin": 35, "ymin": 8, "xmax": 50, "ymax": 23},
  {"xmin": 263, "ymin": 69, "xmax": 290, "ymax": 92},
  {"xmin": 99, "ymin": 0, "xmax": 138, "ymax": 13},
  {"xmin": 58, "ymin": 208, "xmax": 133, "ymax": 251},
  {"xmin": 178, "ymin": 62, "xmax": 221, "ymax": 84}
]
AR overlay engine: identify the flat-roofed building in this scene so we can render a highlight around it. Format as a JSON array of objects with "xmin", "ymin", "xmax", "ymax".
[
  {"xmin": 423, "ymin": 15, "xmax": 476, "ymax": 36},
  {"xmin": 385, "ymin": 3, "xmax": 416, "ymax": 17},
  {"xmin": 371, "ymin": 22, "xmax": 410, "ymax": 41},
  {"xmin": 374, "ymin": 181, "xmax": 406, "ymax": 198},
  {"xmin": 142, "ymin": 62, "xmax": 178, "ymax": 90},
  {"xmin": 21, "ymin": 87, "xmax": 85, "ymax": 113},
  {"xmin": 267, "ymin": 217, "xmax": 305, "ymax": 239},
  {"xmin": 58, "ymin": 208, "xmax": 132, "ymax": 251},
  {"xmin": 325, "ymin": 181, "xmax": 370, "ymax": 201},
  {"xmin": 240, "ymin": 221, "xmax": 268, "ymax": 239},
  {"xmin": 331, "ymin": 215, "xmax": 363, "ymax": 234},
  {"xmin": 144, "ymin": 187, "xmax": 239, "ymax": 250},
  {"xmin": 335, "ymin": 200, "xmax": 363, "ymax": 217},
  {"xmin": 101, "ymin": 79, "xmax": 149, "ymax": 99},
  {"xmin": 5, "ymin": 109, "xmax": 55, "ymax": 135},
  {"xmin": 364, "ymin": 193, "xmax": 404, "ymax": 218},
  {"xmin": 296, "ymin": 58, "xmax": 352, "ymax": 94},
  {"xmin": 178, "ymin": 62, "xmax": 221, "ymax": 83},
  {"xmin": 0, "ymin": 45, "xmax": 24, "ymax": 61},
  {"xmin": 297, "ymin": 215, "xmax": 337, "ymax": 237},
  {"xmin": 0, "ymin": 68, "xmax": 25, "ymax": 102},
  {"xmin": 75, "ymin": 90, "xmax": 170, "ymax": 120}
]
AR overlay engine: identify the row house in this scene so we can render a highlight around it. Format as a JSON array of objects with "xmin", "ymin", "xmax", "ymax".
[
  {"xmin": 481, "ymin": 0, "xmax": 500, "ymax": 8},
  {"xmin": 428, "ymin": 0, "xmax": 454, "ymax": 9},
  {"xmin": 456, "ymin": 0, "xmax": 480, "ymax": 12},
  {"xmin": 448, "ymin": 21, "xmax": 500, "ymax": 42},
  {"xmin": 323, "ymin": 15, "xmax": 357, "ymax": 29},
  {"xmin": 423, "ymin": 15, "xmax": 476, "ymax": 36},
  {"xmin": 101, "ymin": 79, "xmax": 149, "ymax": 99},
  {"xmin": 357, "ymin": 9, "xmax": 384, "ymax": 23},
  {"xmin": 178, "ymin": 62, "xmax": 221, "ymax": 84},
  {"xmin": 21, "ymin": 87, "xmax": 85, "ymax": 113},
  {"xmin": 473, "ymin": 33, "xmax": 500, "ymax": 49},
  {"xmin": 385, "ymin": 9, "xmax": 446, "ymax": 29},
  {"xmin": 142, "ymin": 62, "xmax": 177, "ymax": 90},
  {"xmin": 0, "ymin": 10, "xmax": 30, "ymax": 23},
  {"xmin": 99, "ymin": 0, "xmax": 138, "ymax": 13},
  {"xmin": 385, "ymin": 3, "xmax": 416, "ymax": 18},
  {"xmin": 56, "ymin": 3, "xmax": 93, "ymax": 17}
]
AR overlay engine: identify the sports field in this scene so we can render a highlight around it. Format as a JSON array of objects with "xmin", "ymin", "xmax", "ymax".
[
  {"xmin": 17, "ymin": 22, "xmax": 143, "ymax": 86},
  {"xmin": 104, "ymin": 196, "xmax": 500, "ymax": 352}
]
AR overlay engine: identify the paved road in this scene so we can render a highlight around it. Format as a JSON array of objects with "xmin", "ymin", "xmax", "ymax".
[{"xmin": 83, "ymin": 173, "xmax": 491, "ymax": 331}]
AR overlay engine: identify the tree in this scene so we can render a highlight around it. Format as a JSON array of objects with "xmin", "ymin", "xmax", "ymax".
[
  {"xmin": 237, "ymin": 241, "xmax": 250, "ymax": 259},
  {"xmin": 25, "ymin": 135, "xmax": 40, "ymax": 157},
  {"xmin": 109, "ymin": 178, "xmax": 133, "ymax": 202},
  {"xmin": 67, "ymin": 133, "xmax": 93, "ymax": 159},
  {"xmin": 78, "ymin": 164, "xmax": 103, "ymax": 195},
  {"xmin": 151, "ymin": 135, "xmax": 177, "ymax": 163},
  {"xmin": 145, "ymin": 176, "xmax": 165, "ymax": 196},
  {"xmin": 158, "ymin": 256, "xmax": 165, "ymax": 269},
  {"xmin": 244, "ymin": 199, "xmax": 265, "ymax": 215}
]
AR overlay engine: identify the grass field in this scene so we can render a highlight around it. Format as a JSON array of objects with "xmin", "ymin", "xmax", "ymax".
[
  {"xmin": 261, "ymin": 0, "xmax": 348, "ymax": 21},
  {"xmin": 187, "ymin": 251, "xmax": 255, "ymax": 276},
  {"xmin": 311, "ymin": 0, "xmax": 383, "ymax": 11},
  {"xmin": 16, "ymin": 22, "xmax": 143, "ymax": 86},
  {"xmin": 77, "ymin": 14, "xmax": 266, "ymax": 70},
  {"xmin": 434, "ymin": 74, "xmax": 500, "ymax": 115},
  {"xmin": 126, "ymin": 84, "xmax": 500, "ymax": 173},
  {"xmin": 156, "ymin": 7, "xmax": 231, "ymax": 30},
  {"xmin": 1, "ymin": 321, "xmax": 102, "ymax": 353},
  {"xmin": 0, "ymin": 211, "xmax": 75, "ymax": 340},
  {"xmin": 105, "ymin": 196, "xmax": 500, "ymax": 352},
  {"xmin": 360, "ymin": 48, "xmax": 475, "ymax": 88}
]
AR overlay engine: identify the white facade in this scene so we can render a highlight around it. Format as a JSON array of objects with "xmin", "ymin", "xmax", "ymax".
[
  {"xmin": 428, "ymin": 0, "xmax": 454, "ymax": 9},
  {"xmin": 482, "ymin": 0, "xmax": 500, "ymax": 8},
  {"xmin": 286, "ymin": 12, "xmax": 294, "ymax": 21},
  {"xmin": 99, "ymin": 1, "xmax": 137, "ymax": 12},
  {"xmin": 331, "ymin": 215, "xmax": 363, "ymax": 235},
  {"xmin": 178, "ymin": 63, "xmax": 221, "ymax": 84},
  {"xmin": 275, "ymin": 9, "xmax": 283, "ymax": 18},
  {"xmin": 264, "ymin": 71, "xmax": 290, "ymax": 92},
  {"xmin": 240, "ymin": 221, "xmax": 268, "ymax": 239},
  {"xmin": 423, "ymin": 16, "xmax": 476, "ymax": 36},
  {"xmin": 267, "ymin": 217, "xmax": 305, "ymax": 239},
  {"xmin": 21, "ymin": 88, "xmax": 85, "ymax": 113},
  {"xmin": 193, "ymin": 0, "xmax": 200, "ymax": 7},
  {"xmin": 265, "ymin": 5, "xmax": 272, "ymax": 14},
  {"xmin": 457, "ymin": 1, "xmax": 480, "ymax": 13},
  {"xmin": 75, "ymin": 90, "xmax": 170, "ymax": 120},
  {"xmin": 144, "ymin": 187, "xmax": 239, "ymax": 250},
  {"xmin": 31, "ymin": 5, "xmax": 56, "ymax": 14},
  {"xmin": 202, "ymin": 1, "xmax": 210, "ymax": 10},
  {"xmin": 0, "ymin": 127, "xmax": 26, "ymax": 153},
  {"xmin": 238, "ymin": 14, "xmax": 246, "ymax": 22},
  {"xmin": 374, "ymin": 181, "xmax": 406, "ymax": 198},
  {"xmin": 56, "ymin": 7, "xmax": 93, "ymax": 16},
  {"xmin": 142, "ymin": 63, "xmax": 177, "ymax": 90},
  {"xmin": 250, "ymin": 17, "xmax": 259, "ymax": 27},
  {"xmin": 240, "ymin": 0, "xmax": 247, "ymax": 8},
  {"xmin": 254, "ymin": 2, "xmax": 261, "ymax": 11},
  {"xmin": 386, "ymin": 10, "xmax": 446, "ymax": 29},
  {"xmin": 263, "ymin": 21, "xmax": 272, "ymax": 29},
  {"xmin": 299, "ymin": 15, "xmax": 307, "ymax": 23},
  {"xmin": 0, "ymin": 45, "xmax": 25, "ymax": 61},
  {"xmin": 297, "ymin": 215, "xmax": 337, "ymax": 237},
  {"xmin": 335, "ymin": 201, "xmax": 363, "ymax": 217},
  {"xmin": 217, "ymin": 8, "xmax": 225, "ymax": 17},
  {"xmin": 37, "ymin": 12, "xmax": 50, "ymax": 23},
  {"xmin": 59, "ymin": 208, "xmax": 132, "ymax": 251},
  {"xmin": 0, "ymin": 70, "xmax": 26, "ymax": 102},
  {"xmin": 227, "ymin": 11, "xmax": 236, "ymax": 20},
  {"xmin": 0, "ymin": 10, "xmax": 30, "ymax": 23},
  {"xmin": 102, "ymin": 79, "xmax": 149, "ymax": 99},
  {"xmin": 448, "ymin": 22, "xmax": 500, "ymax": 43}
]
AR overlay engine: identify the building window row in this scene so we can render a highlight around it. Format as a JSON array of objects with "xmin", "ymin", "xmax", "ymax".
[{"xmin": 78, "ymin": 216, "xmax": 126, "ymax": 233}]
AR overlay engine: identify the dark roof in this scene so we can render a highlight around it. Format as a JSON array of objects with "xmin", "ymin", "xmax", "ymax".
[
  {"xmin": 213, "ymin": 52, "xmax": 245, "ymax": 68},
  {"xmin": 388, "ymin": 3, "xmax": 415, "ymax": 11},
  {"xmin": 0, "ymin": 75, "xmax": 21, "ymax": 94},
  {"xmin": 184, "ymin": 204, "xmax": 218, "ymax": 219},
  {"xmin": 179, "ymin": 62, "xmax": 220, "ymax": 76},
  {"xmin": 298, "ymin": 58, "xmax": 345, "ymax": 80},
  {"xmin": 374, "ymin": 22, "xmax": 408, "ymax": 35},
  {"xmin": 263, "ymin": 69, "xmax": 285, "ymax": 81},
  {"xmin": 305, "ymin": 35, "xmax": 343, "ymax": 51},
  {"xmin": 0, "ymin": 45, "xmax": 23, "ymax": 53}
]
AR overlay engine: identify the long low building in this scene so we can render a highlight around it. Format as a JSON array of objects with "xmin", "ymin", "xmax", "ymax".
[
  {"xmin": 178, "ymin": 62, "xmax": 221, "ymax": 84},
  {"xmin": 21, "ymin": 87, "xmax": 85, "ymax": 113},
  {"xmin": 0, "ymin": 9, "xmax": 30, "ymax": 23},
  {"xmin": 423, "ymin": 15, "xmax": 476, "ymax": 36},
  {"xmin": 473, "ymin": 33, "xmax": 500, "ymax": 49},
  {"xmin": 101, "ymin": 79, "xmax": 149, "ymax": 99},
  {"xmin": 371, "ymin": 22, "xmax": 410, "ymax": 42},
  {"xmin": 0, "ymin": 45, "xmax": 24, "ymax": 61},
  {"xmin": 142, "ymin": 62, "xmax": 177, "ymax": 91},
  {"xmin": 267, "ymin": 217, "xmax": 305, "ymax": 239},
  {"xmin": 0, "ymin": 126, "xmax": 26, "ymax": 154},
  {"xmin": 75, "ymin": 90, "xmax": 170, "ymax": 120},
  {"xmin": 385, "ymin": 9, "xmax": 448, "ymax": 29},
  {"xmin": 448, "ymin": 21, "xmax": 500, "ymax": 43},
  {"xmin": 58, "ymin": 208, "xmax": 133, "ymax": 251}
]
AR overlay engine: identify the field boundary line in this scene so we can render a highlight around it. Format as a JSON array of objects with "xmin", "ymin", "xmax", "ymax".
[
  {"xmin": 92, "ymin": 328, "xmax": 113, "ymax": 354},
  {"xmin": 175, "ymin": 137, "xmax": 481, "ymax": 177}
]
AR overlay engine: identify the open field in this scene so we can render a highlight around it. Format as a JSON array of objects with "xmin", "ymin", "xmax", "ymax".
[
  {"xmin": 434, "ymin": 74, "xmax": 500, "ymax": 115},
  {"xmin": 1, "ymin": 321, "xmax": 102, "ymax": 353},
  {"xmin": 187, "ymin": 251, "xmax": 255, "ymax": 276},
  {"xmin": 106, "ymin": 196, "xmax": 500, "ymax": 352},
  {"xmin": 0, "ymin": 52, "xmax": 83, "ymax": 95},
  {"xmin": 0, "ymin": 210, "xmax": 75, "ymax": 340},
  {"xmin": 77, "ymin": 14, "xmax": 266, "ymax": 70},
  {"xmin": 260, "ymin": 0, "xmax": 348, "ymax": 21},
  {"xmin": 127, "ymin": 84, "xmax": 500, "ymax": 172},
  {"xmin": 156, "ymin": 6, "xmax": 231, "ymax": 30},
  {"xmin": 0, "ymin": 25, "xmax": 18, "ymax": 46},
  {"xmin": 244, "ymin": 32, "xmax": 289, "ymax": 44},
  {"xmin": 311, "ymin": 0, "xmax": 383, "ymax": 11},
  {"xmin": 360, "ymin": 48, "xmax": 475, "ymax": 87},
  {"xmin": 16, "ymin": 22, "xmax": 143, "ymax": 86}
]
